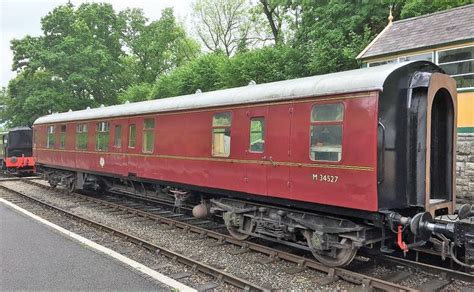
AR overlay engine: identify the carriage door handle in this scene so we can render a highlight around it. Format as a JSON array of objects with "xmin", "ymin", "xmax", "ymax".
[{"xmin": 378, "ymin": 120, "xmax": 386, "ymax": 184}]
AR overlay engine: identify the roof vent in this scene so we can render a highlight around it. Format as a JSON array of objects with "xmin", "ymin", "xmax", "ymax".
[
  {"xmin": 248, "ymin": 80, "xmax": 256, "ymax": 86},
  {"xmin": 68, "ymin": 109, "xmax": 72, "ymax": 112},
  {"xmin": 195, "ymin": 89, "xmax": 202, "ymax": 94},
  {"xmin": 125, "ymin": 100, "xmax": 130, "ymax": 104},
  {"xmin": 86, "ymin": 106, "xmax": 91, "ymax": 110},
  {"xmin": 100, "ymin": 104, "xmax": 105, "ymax": 108}
]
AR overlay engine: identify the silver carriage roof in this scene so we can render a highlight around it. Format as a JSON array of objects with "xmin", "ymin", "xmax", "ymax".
[{"xmin": 33, "ymin": 61, "xmax": 425, "ymax": 125}]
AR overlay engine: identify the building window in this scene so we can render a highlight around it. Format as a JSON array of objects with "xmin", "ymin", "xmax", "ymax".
[
  {"xmin": 310, "ymin": 104, "xmax": 344, "ymax": 162},
  {"xmin": 47, "ymin": 125, "xmax": 55, "ymax": 148},
  {"xmin": 438, "ymin": 46, "xmax": 474, "ymax": 89},
  {"xmin": 399, "ymin": 52, "xmax": 433, "ymax": 62},
  {"xmin": 367, "ymin": 58, "xmax": 397, "ymax": 67},
  {"xmin": 368, "ymin": 52, "xmax": 433, "ymax": 67},
  {"xmin": 114, "ymin": 125, "xmax": 122, "ymax": 148},
  {"xmin": 59, "ymin": 125, "xmax": 66, "ymax": 149},
  {"xmin": 128, "ymin": 124, "xmax": 136, "ymax": 148},
  {"xmin": 212, "ymin": 112, "xmax": 231, "ymax": 157},
  {"xmin": 143, "ymin": 118, "xmax": 155, "ymax": 153},
  {"xmin": 249, "ymin": 117, "xmax": 265, "ymax": 153},
  {"xmin": 76, "ymin": 124, "xmax": 88, "ymax": 150},
  {"xmin": 96, "ymin": 121, "xmax": 110, "ymax": 151}
]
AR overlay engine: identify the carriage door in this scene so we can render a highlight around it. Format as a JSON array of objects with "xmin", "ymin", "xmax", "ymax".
[
  {"xmin": 425, "ymin": 73, "xmax": 457, "ymax": 216},
  {"xmin": 110, "ymin": 120, "xmax": 127, "ymax": 176},
  {"xmin": 126, "ymin": 117, "xmax": 142, "ymax": 178},
  {"xmin": 265, "ymin": 103, "xmax": 292, "ymax": 198},
  {"xmin": 244, "ymin": 106, "xmax": 268, "ymax": 195}
]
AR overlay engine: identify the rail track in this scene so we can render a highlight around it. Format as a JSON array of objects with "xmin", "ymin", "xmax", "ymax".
[
  {"xmin": 1, "ymin": 177, "xmax": 472, "ymax": 291},
  {"xmin": 0, "ymin": 181, "xmax": 267, "ymax": 291}
]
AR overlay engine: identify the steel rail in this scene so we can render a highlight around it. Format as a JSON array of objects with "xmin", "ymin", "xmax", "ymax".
[
  {"xmin": 0, "ymin": 171, "xmax": 39, "ymax": 181},
  {"xmin": 0, "ymin": 184, "xmax": 269, "ymax": 291},
  {"xmin": 20, "ymin": 179, "xmax": 415, "ymax": 292},
  {"xmin": 0, "ymin": 177, "xmax": 38, "ymax": 182},
  {"xmin": 374, "ymin": 253, "xmax": 474, "ymax": 283}
]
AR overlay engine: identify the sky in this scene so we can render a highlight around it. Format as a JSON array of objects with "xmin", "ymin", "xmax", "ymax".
[{"xmin": 0, "ymin": 0, "xmax": 193, "ymax": 87}]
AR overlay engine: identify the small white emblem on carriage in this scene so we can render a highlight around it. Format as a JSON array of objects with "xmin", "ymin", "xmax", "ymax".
[{"xmin": 99, "ymin": 157, "xmax": 105, "ymax": 168}]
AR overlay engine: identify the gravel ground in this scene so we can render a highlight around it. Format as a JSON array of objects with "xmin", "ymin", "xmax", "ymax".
[
  {"xmin": 2, "ymin": 180, "xmax": 473, "ymax": 291},
  {"xmin": 0, "ymin": 188, "xmax": 233, "ymax": 290}
]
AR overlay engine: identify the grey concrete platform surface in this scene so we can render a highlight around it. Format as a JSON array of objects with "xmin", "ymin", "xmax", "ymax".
[{"xmin": 0, "ymin": 202, "xmax": 169, "ymax": 291}]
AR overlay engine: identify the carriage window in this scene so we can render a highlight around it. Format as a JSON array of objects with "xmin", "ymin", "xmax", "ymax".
[
  {"xmin": 128, "ymin": 124, "xmax": 136, "ymax": 148},
  {"xmin": 249, "ymin": 118, "xmax": 265, "ymax": 153},
  {"xmin": 76, "ymin": 124, "xmax": 88, "ymax": 150},
  {"xmin": 143, "ymin": 118, "xmax": 155, "ymax": 153},
  {"xmin": 47, "ymin": 125, "xmax": 55, "ymax": 148},
  {"xmin": 59, "ymin": 125, "xmax": 66, "ymax": 149},
  {"xmin": 212, "ymin": 112, "xmax": 231, "ymax": 157},
  {"xmin": 114, "ymin": 125, "xmax": 122, "ymax": 148},
  {"xmin": 311, "ymin": 104, "xmax": 344, "ymax": 122},
  {"xmin": 96, "ymin": 121, "xmax": 110, "ymax": 151},
  {"xmin": 310, "ymin": 104, "xmax": 343, "ymax": 162}
]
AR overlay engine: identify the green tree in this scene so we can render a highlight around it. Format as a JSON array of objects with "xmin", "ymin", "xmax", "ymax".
[
  {"xmin": 193, "ymin": 0, "xmax": 255, "ymax": 56},
  {"xmin": 6, "ymin": 3, "xmax": 199, "ymax": 126},
  {"xmin": 117, "ymin": 83, "xmax": 154, "ymax": 103},
  {"xmin": 400, "ymin": 0, "xmax": 471, "ymax": 18},
  {"xmin": 256, "ymin": 0, "xmax": 301, "ymax": 45},
  {"xmin": 10, "ymin": 3, "xmax": 126, "ymax": 107},
  {"xmin": 151, "ymin": 53, "xmax": 230, "ymax": 99},
  {"xmin": 4, "ymin": 71, "xmax": 76, "ymax": 126},
  {"xmin": 294, "ymin": 0, "xmax": 404, "ymax": 75},
  {"xmin": 121, "ymin": 8, "xmax": 200, "ymax": 84},
  {"xmin": 226, "ymin": 46, "xmax": 303, "ymax": 86}
]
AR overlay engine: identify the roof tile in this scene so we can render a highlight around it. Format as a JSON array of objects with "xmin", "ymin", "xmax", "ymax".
[{"xmin": 359, "ymin": 4, "xmax": 474, "ymax": 59}]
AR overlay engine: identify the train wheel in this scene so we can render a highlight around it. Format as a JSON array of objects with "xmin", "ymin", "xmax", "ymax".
[
  {"xmin": 224, "ymin": 213, "xmax": 254, "ymax": 241},
  {"xmin": 305, "ymin": 232, "xmax": 357, "ymax": 267}
]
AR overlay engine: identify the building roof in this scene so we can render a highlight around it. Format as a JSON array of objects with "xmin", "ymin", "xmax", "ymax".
[
  {"xmin": 34, "ymin": 61, "xmax": 430, "ymax": 125},
  {"xmin": 358, "ymin": 4, "xmax": 474, "ymax": 60}
]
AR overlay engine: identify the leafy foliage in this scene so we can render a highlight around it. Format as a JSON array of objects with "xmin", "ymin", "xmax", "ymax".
[
  {"xmin": 121, "ymin": 8, "xmax": 200, "ymax": 84},
  {"xmin": 4, "ymin": 71, "xmax": 76, "ymax": 126},
  {"xmin": 118, "ymin": 83, "xmax": 154, "ymax": 103},
  {"xmin": 151, "ymin": 53, "xmax": 230, "ymax": 99},
  {"xmin": 400, "ymin": 0, "xmax": 472, "ymax": 18}
]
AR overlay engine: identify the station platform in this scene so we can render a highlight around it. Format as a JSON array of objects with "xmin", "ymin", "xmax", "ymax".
[{"xmin": 0, "ymin": 199, "xmax": 193, "ymax": 291}]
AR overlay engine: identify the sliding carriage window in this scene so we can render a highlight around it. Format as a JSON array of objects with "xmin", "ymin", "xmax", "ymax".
[
  {"xmin": 47, "ymin": 125, "xmax": 55, "ymax": 148},
  {"xmin": 212, "ymin": 112, "xmax": 232, "ymax": 157},
  {"xmin": 59, "ymin": 125, "xmax": 66, "ymax": 149},
  {"xmin": 96, "ymin": 121, "xmax": 110, "ymax": 151},
  {"xmin": 143, "ymin": 118, "xmax": 155, "ymax": 153},
  {"xmin": 249, "ymin": 117, "xmax": 265, "ymax": 153},
  {"xmin": 76, "ymin": 124, "xmax": 88, "ymax": 150},
  {"xmin": 310, "ymin": 103, "xmax": 344, "ymax": 162},
  {"xmin": 114, "ymin": 125, "xmax": 122, "ymax": 148},
  {"xmin": 128, "ymin": 124, "xmax": 136, "ymax": 148}
]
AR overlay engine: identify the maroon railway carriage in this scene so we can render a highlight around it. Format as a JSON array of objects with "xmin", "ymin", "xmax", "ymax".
[{"xmin": 33, "ymin": 61, "xmax": 474, "ymax": 268}]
